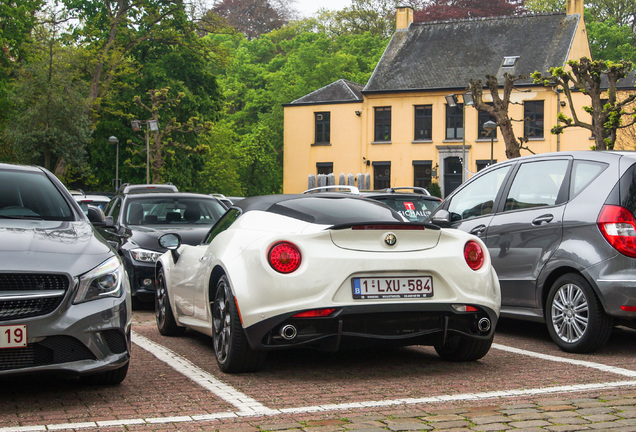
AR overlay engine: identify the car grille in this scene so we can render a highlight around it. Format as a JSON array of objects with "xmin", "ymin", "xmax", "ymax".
[
  {"xmin": 0, "ymin": 336, "xmax": 95, "ymax": 371},
  {"xmin": 0, "ymin": 273, "xmax": 70, "ymax": 321}
]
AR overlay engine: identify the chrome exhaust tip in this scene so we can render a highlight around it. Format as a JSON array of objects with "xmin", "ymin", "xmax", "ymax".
[
  {"xmin": 280, "ymin": 324, "xmax": 297, "ymax": 340},
  {"xmin": 478, "ymin": 317, "xmax": 491, "ymax": 333}
]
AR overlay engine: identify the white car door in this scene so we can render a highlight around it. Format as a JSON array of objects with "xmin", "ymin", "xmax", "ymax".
[{"xmin": 169, "ymin": 244, "xmax": 209, "ymax": 317}]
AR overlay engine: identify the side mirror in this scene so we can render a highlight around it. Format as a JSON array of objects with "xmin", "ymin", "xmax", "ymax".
[
  {"xmin": 86, "ymin": 205, "xmax": 106, "ymax": 226},
  {"xmin": 159, "ymin": 233, "xmax": 182, "ymax": 263},
  {"xmin": 430, "ymin": 209, "xmax": 451, "ymax": 228}
]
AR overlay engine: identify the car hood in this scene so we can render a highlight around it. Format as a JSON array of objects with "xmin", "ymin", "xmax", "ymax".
[
  {"xmin": 0, "ymin": 220, "xmax": 114, "ymax": 276},
  {"xmin": 126, "ymin": 225, "xmax": 211, "ymax": 251}
]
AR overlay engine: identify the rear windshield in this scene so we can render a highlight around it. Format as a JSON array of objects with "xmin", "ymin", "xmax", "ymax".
[
  {"xmin": 0, "ymin": 169, "xmax": 74, "ymax": 221},
  {"xmin": 619, "ymin": 162, "xmax": 636, "ymax": 214},
  {"xmin": 370, "ymin": 197, "xmax": 440, "ymax": 222},
  {"xmin": 268, "ymin": 196, "xmax": 404, "ymax": 225}
]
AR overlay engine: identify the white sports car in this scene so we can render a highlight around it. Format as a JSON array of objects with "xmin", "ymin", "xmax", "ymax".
[{"xmin": 155, "ymin": 194, "xmax": 501, "ymax": 373}]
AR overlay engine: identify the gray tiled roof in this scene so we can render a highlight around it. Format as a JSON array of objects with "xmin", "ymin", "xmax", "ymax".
[
  {"xmin": 364, "ymin": 13, "xmax": 581, "ymax": 93},
  {"xmin": 288, "ymin": 79, "xmax": 364, "ymax": 105}
]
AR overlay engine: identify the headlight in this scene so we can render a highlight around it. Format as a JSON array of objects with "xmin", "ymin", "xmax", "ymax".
[
  {"xmin": 74, "ymin": 256, "xmax": 125, "ymax": 304},
  {"xmin": 130, "ymin": 248, "xmax": 163, "ymax": 263}
]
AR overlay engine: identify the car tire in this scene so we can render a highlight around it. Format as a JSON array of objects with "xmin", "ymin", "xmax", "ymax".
[
  {"xmin": 81, "ymin": 362, "xmax": 129, "ymax": 386},
  {"xmin": 155, "ymin": 267, "xmax": 186, "ymax": 336},
  {"xmin": 546, "ymin": 273, "xmax": 613, "ymax": 353},
  {"xmin": 212, "ymin": 275, "xmax": 266, "ymax": 373},
  {"xmin": 434, "ymin": 335, "xmax": 493, "ymax": 362}
]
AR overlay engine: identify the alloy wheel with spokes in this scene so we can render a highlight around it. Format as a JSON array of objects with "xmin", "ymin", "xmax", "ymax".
[
  {"xmin": 155, "ymin": 267, "xmax": 185, "ymax": 336},
  {"xmin": 546, "ymin": 273, "xmax": 613, "ymax": 353},
  {"xmin": 211, "ymin": 275, "xmax": 266, "ymax": 373},
  {"xmin": 212, "ymin": 280, "xmax": 232, "ymax": 365},
  {"xmin": 551, "ymin": 282, "xmax": 588, "ymax": 344}
]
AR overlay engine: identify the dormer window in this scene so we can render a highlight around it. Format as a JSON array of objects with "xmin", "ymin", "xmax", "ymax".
[{"xmin": 502, "ymin": 56, "xmax": 519, "ymax": 67}]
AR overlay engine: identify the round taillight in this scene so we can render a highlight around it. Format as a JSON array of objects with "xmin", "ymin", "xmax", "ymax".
[
  {"xmin": 464, "ymin": 240, "xmax": 484, "ymax": 271},
  {"xmin": 268, "ymin": 241, "xmax": 302, "ymax": 274}
]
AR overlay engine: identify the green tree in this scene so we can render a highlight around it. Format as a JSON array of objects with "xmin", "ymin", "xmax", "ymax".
[
  {"xmin": 586, "ymin": 10, "xmax": 636, "ymax": 62},
  {"xmin": 523, "ymin": 0, "xmax": 564, "ymax": 13},
  {"xmin": 0, "ymin": 0, "xmax": 44, "ymax": 149},
  {"xmin": 532, "ymin": 57, "xmax": 636, "ymax": 150},
  {"xmin": 313, "ymin": 0, "xmax": 399, "ymax": 38},
  {"xmin": 587, "ymin": 0, "xmax": 636, "ymax": 32},
  {"xmin": 133, "ymin": 87, "xmax": 212, "ymax": 184},
  {"xmin": 2, "ymin": 16, "xmax": 91, "ymax": 172},
  {"xmin": 217, "ymin": 23, "xmax": 388, "ymax": 194}
]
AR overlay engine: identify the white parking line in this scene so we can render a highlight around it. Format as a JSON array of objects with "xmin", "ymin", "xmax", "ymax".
[
  {"xmin": 131, "ymin": 332, "xmax": 278, "ymax": 416},
  {"xmin": 2, "ymin": 339, "xmax": 635, "ymax": 432},
  {"xmin": 492, "ymin": 343, "xmax": 636, "ymax": 377}
]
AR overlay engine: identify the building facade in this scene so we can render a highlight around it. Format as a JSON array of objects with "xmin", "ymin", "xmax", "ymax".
[{"xmin": 283, "ymin": 0, "xmax": 633, "ymax": 196}]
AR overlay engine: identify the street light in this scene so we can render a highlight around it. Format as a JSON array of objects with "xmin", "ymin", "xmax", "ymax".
[
  {"xmin": 108, "ymin": 136, "xmax": 120, "ymax": 190},
  {"xmin": 446, "ymin": 92, "xmax": 474, "ymax": 182},
  {"xmin": 483, "ymin": 120, "xmax": 497, "ymax": 166},
  {"xmin": 131, "ymin": 119, "xmax": 159, "ymax": 184}
]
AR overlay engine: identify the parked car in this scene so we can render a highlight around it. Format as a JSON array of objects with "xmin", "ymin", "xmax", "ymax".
[
  {"xmin": 99, "ymin": 192, "xmax": 227, "ymax": 307},
  {"xmin": 427, "ymin": 151, "xmax": 636, "ymax": 353},
  {"xmin": 155, "ymin": 194, "xmax": 500, "ymax": 373},
  {"xmin": 0, "ymin": 163, "xmax": 131, "ymax": 384},
  {"xmin": 74, "ymin": 193, "xmax": 111, "ymax": 214},
  {"xmin": 303, "ymin": 186, "xmax": 442, "ymax": 223}
]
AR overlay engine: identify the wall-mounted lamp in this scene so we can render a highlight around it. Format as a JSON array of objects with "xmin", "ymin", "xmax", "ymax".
[
  {"xmin": 362, "ymin": 157, "xmax": 370, "ymax": 166},
  {"xmin": 560, "ymin": 101, "xmax": 566, "ymax": 107},
  {"xmin": 355, "ymin": 110, "xmax": 362, "ymax": 116}
]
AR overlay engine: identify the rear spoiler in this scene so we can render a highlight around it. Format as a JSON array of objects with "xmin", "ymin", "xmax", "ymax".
[{"xmin": 329, "ymin": 221, "xmax": 440, "ymax": 231}]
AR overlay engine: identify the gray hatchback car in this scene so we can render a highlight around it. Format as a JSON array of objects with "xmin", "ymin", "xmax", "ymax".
[
  {"xmin": 428, "ymin": 151, "xmax": 636, "ymax": 353},
  {"xmin": 0, "ymin": 163, "xmax": 131, "ymax": 384}
]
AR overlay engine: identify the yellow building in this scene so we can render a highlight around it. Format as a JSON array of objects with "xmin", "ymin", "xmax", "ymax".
[{"xmin": 283, "ymin": 0, "xmax": 632, "ymax": 196}]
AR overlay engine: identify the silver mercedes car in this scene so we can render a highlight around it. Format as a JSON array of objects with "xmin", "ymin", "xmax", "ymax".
[{"xmin": 0, "ymin": 163, "xmax": 131, "ymax": 384}]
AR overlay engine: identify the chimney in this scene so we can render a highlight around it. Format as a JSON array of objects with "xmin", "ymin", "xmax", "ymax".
[
  {"xmin": 396, "ymin": 6, "xmax": 414, "ymax": 30},
  {"xmin": 566, "ymin": 0, "xmax": 584, "ymax": 15}
]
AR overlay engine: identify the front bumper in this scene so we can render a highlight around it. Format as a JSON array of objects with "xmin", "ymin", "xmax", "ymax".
[
  {"xmin": 0, "ymin": 294, "xmax": 131, "ymax": 378},
  {"xmin": 244, "ymin": 303, "xmax": 498, "ymax": 351}
]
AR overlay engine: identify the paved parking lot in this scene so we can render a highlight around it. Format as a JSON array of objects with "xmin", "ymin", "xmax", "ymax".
[{"xmin": 1, "ymin": 310, "xmax": 635, "ymax": 432}]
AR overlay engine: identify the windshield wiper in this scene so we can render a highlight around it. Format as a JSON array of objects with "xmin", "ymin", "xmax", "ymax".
[{"xmin": 0, "ymin": 215, "xmax": 44, "ymax": 220}]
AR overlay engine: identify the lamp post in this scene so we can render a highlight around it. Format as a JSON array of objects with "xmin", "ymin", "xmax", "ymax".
[
  {"xmin": 483, "ymin": 120, "xmax": 497, "ymax": 166},
  {"xmin": 108, "ymin": 136, "xmax": 120, "ymax": 190},
  {"xmin": 131, "ymin": 119, "xmax": 159, "ymax": 184},
  {"xmin": 445, "ymin": 92, "xmax": 474, "ymax": 183}
]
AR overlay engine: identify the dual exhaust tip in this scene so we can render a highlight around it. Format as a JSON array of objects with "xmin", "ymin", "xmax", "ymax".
[{"xmin": 280, "ymin": 318, "xmax": 491, "ymax": 340}]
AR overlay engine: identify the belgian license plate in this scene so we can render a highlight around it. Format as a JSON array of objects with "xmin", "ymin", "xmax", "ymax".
[
  {"xmin": 0, "ymin": 325, "xmax": 27, "ymax": 348},
  {"xmin": 352, "ymin": 276, "xmax": 433, "ymax": 299}
]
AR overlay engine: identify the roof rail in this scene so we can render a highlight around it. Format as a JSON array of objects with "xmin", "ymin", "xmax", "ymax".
[
  {"xmin": 303, "ymin": 185, "xmax": 360, "ymax": 194},
  {"xmin": 385, "ymin": 187, "xmax": 431, "ymax": 195}
]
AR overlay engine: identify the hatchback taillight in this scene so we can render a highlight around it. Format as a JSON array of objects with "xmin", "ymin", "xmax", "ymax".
[
  {"xmin": 597, "ymin": 205, "xmax": 636, "ymax": 258},
  {"xmin": 268, "ymin": 241, "xmax": 302, "ymax": 273},
  {"xmin": 464, "ymin": 240, "xmax": 485, "ymax": 270}
]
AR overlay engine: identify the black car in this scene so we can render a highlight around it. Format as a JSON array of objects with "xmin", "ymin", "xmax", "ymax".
[
  {"xmin": 99, "ymin": 192, "xmax": 227, "ymax": 307},
  {"xmin": 0, "ymin": 163, "xmax": 131, "ymax": 384},
  {"xmin": 303, "ymin": 186, "xmax": 442, "ymax": 223},
  {"xmin": 428, "ymin": 151, "xmax": 636, "ymax": 353}
]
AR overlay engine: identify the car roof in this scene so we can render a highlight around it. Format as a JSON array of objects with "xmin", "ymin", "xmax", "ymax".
[
  {"xmin": 124, "ymin": 191, "xmax": 218, "ymax": 201},
  {"xmin": 116, "ymin": 183, "xmax": 178, "ymax": 194},
  {"xmin": 234, "ymin": 194, "xmax": 410, "ymax": 226},
  {"xmin": 0, "ymin": 163, "xmax": 46, "ymax": 174}
]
